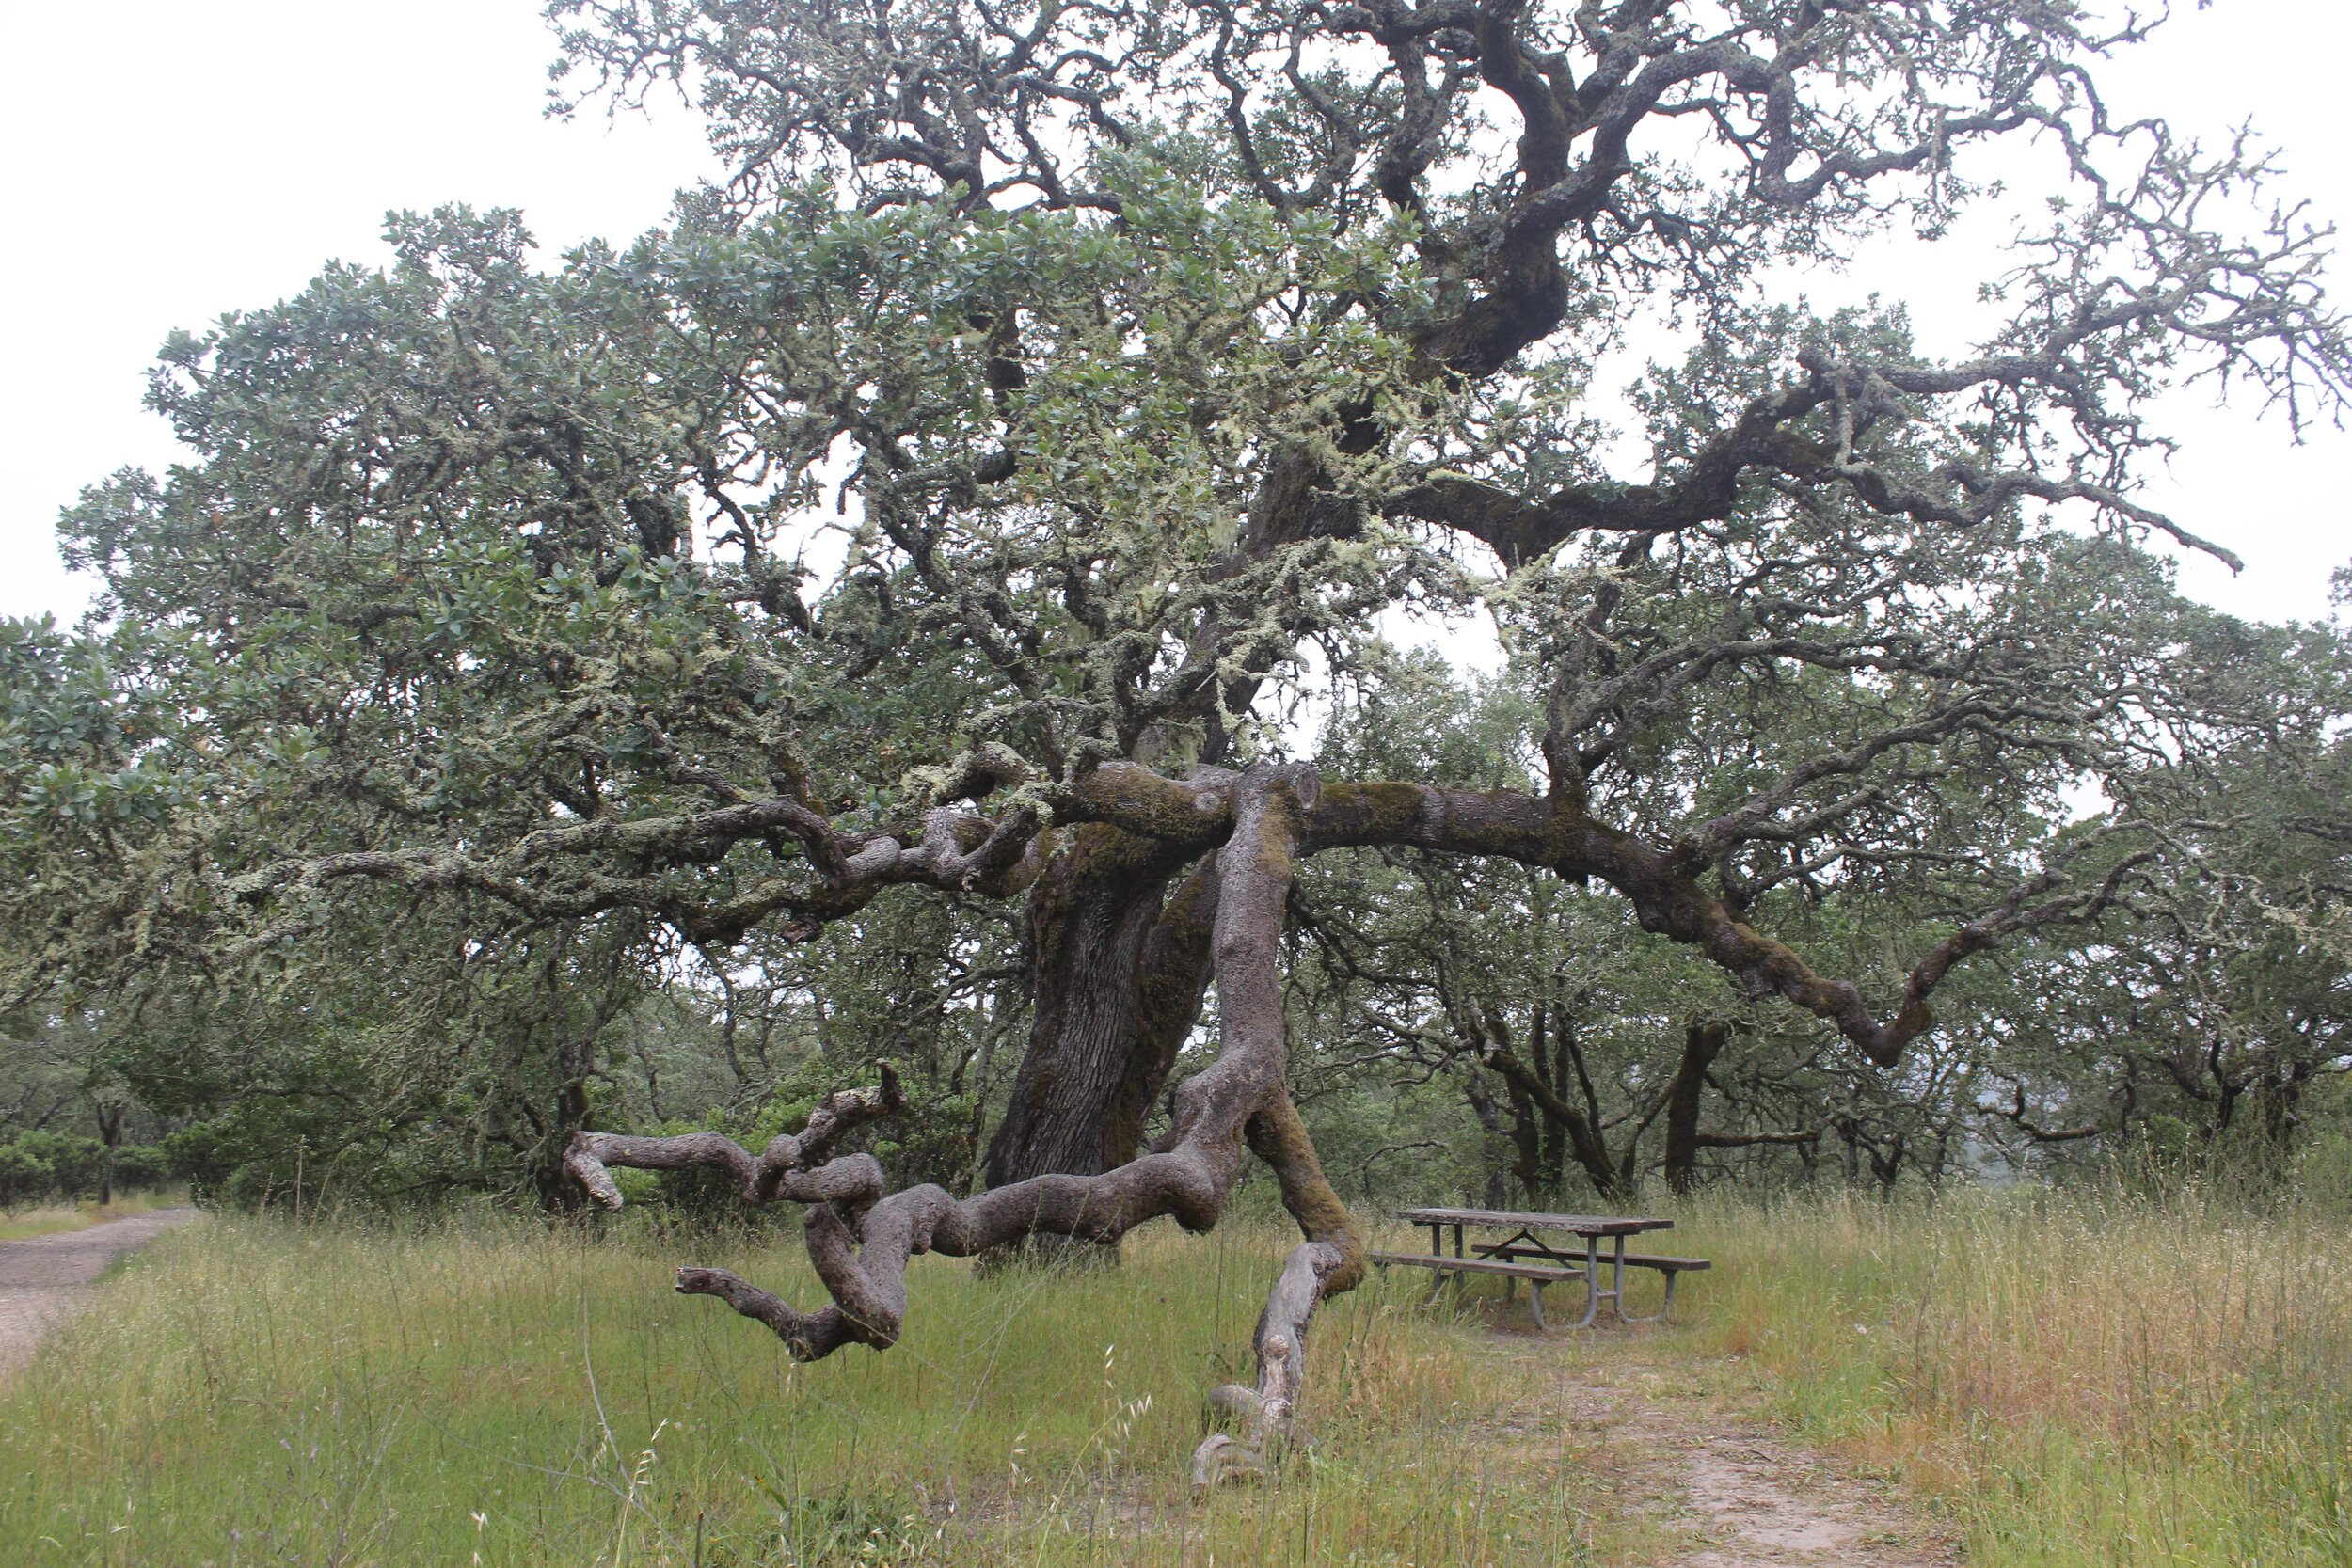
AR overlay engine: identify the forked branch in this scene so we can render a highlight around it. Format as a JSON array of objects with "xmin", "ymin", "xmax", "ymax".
[{"xmin": 565, "ymin": 1069, "xmax": 907, "ymax": 1210}]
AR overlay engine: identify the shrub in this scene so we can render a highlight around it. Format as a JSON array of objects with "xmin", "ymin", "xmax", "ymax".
[
  {"xmin": 0, "ymin": 1133, "xmax": 174, "ymax": 1204},
  {"xmin": 0, "ymin": 1143, "xmax": 54, "ymax": 1206},
  {"xmin": 110, "ymin": 1143, "xmax": 169, "ymax": 1191},
  {"xmin": 11, "ymin": 1132, "xmax": 106, "ymax": 1196}
]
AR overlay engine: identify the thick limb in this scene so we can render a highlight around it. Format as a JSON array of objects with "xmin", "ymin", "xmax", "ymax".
[
  {"xmin": 564, "ymin": 1072, "xmax": 905, "ymax": 1209},
  {"xmin": 264, "ymin": 755, "xmax": 2070, "ymax": 1083},
  {"xmin": 565, "ymin": 765, "xmax": 1364, "ymax": 1486},
  {"xmin": 1191, "ymin": 1091, "xmax": 1366, "ymax": 1488}
]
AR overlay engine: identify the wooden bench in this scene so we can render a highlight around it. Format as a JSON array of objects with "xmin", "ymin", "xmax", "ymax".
[
  {"xmin": 1477, "ymin": 1244, "xmax": 1710, "ymax": 1321},
  {"xmin": 1367, "ymin": 1246, "xmax": 1709, "ymax": 1329},
  {"xmin": 1482, "ymin": 1244, "xmax": 1712, "ymax": 1275},
  {"xmin": 1367, "ymin": 1250, "xmax": 1581, "ymax": 1329}
]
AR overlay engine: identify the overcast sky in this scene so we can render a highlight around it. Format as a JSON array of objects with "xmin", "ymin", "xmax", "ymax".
[{"xmin": 3, "ymin": 1, "xmax": 2345, "ymax": 630}]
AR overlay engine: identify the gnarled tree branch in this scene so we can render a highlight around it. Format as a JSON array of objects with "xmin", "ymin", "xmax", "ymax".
[{"xmin": 566, "ymin": 764, "xmax": 1364, "ymax": 1488}]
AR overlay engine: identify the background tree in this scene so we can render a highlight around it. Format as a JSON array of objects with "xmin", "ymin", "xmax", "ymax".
[{"xmin": 1979, "ymin": 610, "xmax": 2352, "ymax": 1173}]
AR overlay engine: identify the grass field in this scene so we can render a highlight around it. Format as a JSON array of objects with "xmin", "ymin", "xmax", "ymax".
[
  {"xmin": 0, "ymin": 1191, "xmax": 185, "ymax": 1243},
  {"xmin": 0, "ymin": 1211, "xmax": 1643, "ymax": 1567},
  {"xmin": 1, "ymin": 1187, "xmax": 2344, "ymax": 1566},
  {"xmin": 1672, "ymin": 1187, "xmax": 2352, "ymax": 1568}
]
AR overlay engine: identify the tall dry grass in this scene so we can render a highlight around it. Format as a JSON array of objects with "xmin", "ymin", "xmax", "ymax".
[
  {"xmin": 1674, "ymin": 1185, "xmax": 2352, "ymax": 1567},
  {"xmin": 7, "ymin": 1187, "xmax": 2345, "ymax": 1565}
]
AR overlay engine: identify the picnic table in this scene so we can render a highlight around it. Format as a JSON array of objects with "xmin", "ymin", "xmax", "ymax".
[{"xmin": 1368, "ymin": 1206, "xmax": 1708, "ymax": 1329}]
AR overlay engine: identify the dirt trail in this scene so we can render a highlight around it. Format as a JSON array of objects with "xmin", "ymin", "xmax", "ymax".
[
  {"xmin": 0, "ymin": 1208, "xmax": 196, "ymax": 1376},
  {"xmin": 1487, "ymin": 1327, "xmax": 1955, "ymax": 1567}
]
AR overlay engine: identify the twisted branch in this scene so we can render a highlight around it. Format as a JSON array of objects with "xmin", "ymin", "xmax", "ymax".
[{"xmin": 566, "ymin": 764, "xmax": 1365, "ymax": 1486}]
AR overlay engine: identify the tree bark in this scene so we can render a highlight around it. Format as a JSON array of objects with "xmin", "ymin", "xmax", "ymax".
[
  {"xmin": 983, "ymin": 831, "xmax": 1158, "ymax": 1185},
  {"xmin": 528, "ymin": 1073, "xmax": 596, "ymax": 1212},
  {"xmin": 979, "ymin": 834, "xmax": 1223, "ymax": 1268},
  {"xmin": 1661, "ymin": 1021, "xmax": 1731, "ymax": 1195},
  {"xmin": 1099, "ymin": 859, "xmax": 1221, "ymax": 1164},
  {"xmin": 1481, "ymin": 1018, "xmax": 1627, "ymax": 1203},
  {"xmin": 95, "ymin": 1101, "xmax": 123, "ymax": 1207}
]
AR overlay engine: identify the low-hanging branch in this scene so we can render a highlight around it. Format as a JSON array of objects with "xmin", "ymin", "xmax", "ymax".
[{"xmin": 563, "ymin": 764, "xmax": 1365, "ymax": 1490}]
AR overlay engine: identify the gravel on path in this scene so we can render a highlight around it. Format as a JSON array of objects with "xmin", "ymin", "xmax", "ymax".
[{"xmin": 0, "ymin": 1207, "xmax": 197, "ymax": 1376}]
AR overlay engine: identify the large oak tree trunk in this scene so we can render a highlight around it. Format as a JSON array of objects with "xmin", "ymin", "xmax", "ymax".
[
  {"xmin": 983, "ymin": 830, "xmax": 1221, "ymax": 1201},
  {"xmin": 1100, "ymin": 859, "xmax": 1221, "ymax": 1161},
  {"xmin": 983, "ymin": 827, "xmax": 1171, "ymax": 1187}
]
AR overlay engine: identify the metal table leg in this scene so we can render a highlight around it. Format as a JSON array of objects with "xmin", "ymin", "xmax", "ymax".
[
  {"xmin": 1619, "ymin": 1268, "xmax": 1680, "ymax": 1324},
  {"xmin": 1570, "ymin": 1234, "xmax": 1629, "ymax": 1328}
]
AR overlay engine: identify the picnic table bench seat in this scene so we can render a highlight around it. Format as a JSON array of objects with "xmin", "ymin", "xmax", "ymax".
[
  {"xmin": 1368, "ymin": 1247, "xmax": 1707, "ymax": 1328},
  {"xmin": 1367, "ymin": 1249, "xmax": 1585, "ymax": 1330},
  {"xmin": 1478, "ymin": 1244, "xmax": 1713, "ymax": 1275},
  {"xmin": 1364, "ymin": 1249, "xmax": 1583, "ymax": 1283}
]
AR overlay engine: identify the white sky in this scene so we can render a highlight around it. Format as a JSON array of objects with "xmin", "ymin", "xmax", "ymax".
[{"xmin": 2, "ymin": 1, "xmax": 2345, "ymax": 629}]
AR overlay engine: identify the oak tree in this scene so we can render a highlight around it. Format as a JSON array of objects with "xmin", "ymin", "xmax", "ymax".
[{"xmin": 9, "ymin": 0, "xmax": 2349, "ymax": 1483}]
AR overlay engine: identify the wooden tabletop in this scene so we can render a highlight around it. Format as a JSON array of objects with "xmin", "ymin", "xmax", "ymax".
[{"xmin": 1393, "ymin": 1206, "xmax": 1674, "ymax": 1238}]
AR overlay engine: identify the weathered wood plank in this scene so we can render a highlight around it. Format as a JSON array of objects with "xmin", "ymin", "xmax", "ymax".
[
  {"xmin": 1391, "ymin": 1206, "xmax": 1675, "ymax": 1237},
  {"xmin": 1365, "ymin": 1250, "xmax": 1583, "ymax": 1282},
  {"xmin": 1475, "ymin": 1244, "xmax": 1712, "ymax": 1273}
]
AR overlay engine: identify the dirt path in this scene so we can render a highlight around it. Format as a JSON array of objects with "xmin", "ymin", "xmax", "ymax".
[
  {"xmin": 0, "ymin": 1207, "xmax": 196, "ymax": 1376},
  {"xmin": 1484, "ymin": 1325, "xmax": 1957, "ymax": 1567}
]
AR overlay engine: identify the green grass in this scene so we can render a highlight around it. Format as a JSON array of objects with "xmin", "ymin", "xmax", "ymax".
[
  {"xmin": 0, "ymin": 1212, "xmax": 1637, "ymax": 1566},
  {"xmin": 0, "ymin": 1192, "xmax": 185, "ymax": 1243},
  {"xmin": 6, "ymin": 1188, "xmax": 2347, "ymax": 1566}
]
